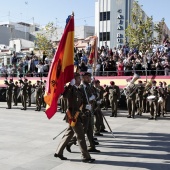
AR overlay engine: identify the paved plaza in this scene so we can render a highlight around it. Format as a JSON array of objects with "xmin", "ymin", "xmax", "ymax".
[{"xmin": 0, "ymin": 102, "xmax": 170, "ymax": 170}]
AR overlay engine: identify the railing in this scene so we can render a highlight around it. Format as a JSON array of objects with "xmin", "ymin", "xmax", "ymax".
[{"xmin": 0, "ymin": 69, "xmax": 169, "ymax": 77}]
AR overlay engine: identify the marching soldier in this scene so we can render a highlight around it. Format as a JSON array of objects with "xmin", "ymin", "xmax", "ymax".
[
  {"xmin": 148, "ymin": 81, "xmax": 158, "ymax": 120},
  {"xmin": 34, "ymin": 80, "xmax": 42, "ymax": 111},
  {"xmin": 136, "ymin": 80, "xmax": 144, "ymax": 116},
  {"xmin": 108, "ymin": 81, "xmax": 120, "ymax": 117},
  {"xmin": 27, "ymin": 81, "xmax": 33, "ymax": 107},
  {"xmin": 93, "ymin": 80, "xmax": 106, "ymax": 134},
  {"xmin": 19, "ymin": 78, "xmax": 28, "ymax": 110},
  {"xmin": 41, "ymin": 80, "xmax": 46, "ymax": 108},
  {"xmin": 143, "ymin": 81, "xmax": 151, "ymax": 113},
  {"xmin": 163, "ymin": 81, "xmax": 168, "ymax": 114},
  {"xmin": 4, "ymin": 78, "xmax": 14, "ymax": 109},
  {"xmin": 102, "ymin": 84, "xmax": 109, "ymax": 110},
  {"xmin": 80, "ymin": 72, "xmax": 100, "ymax": 152},
  {"xmin": 13, "ymin": 81, "xmax": 19, "ymax": 106},
  {"xmin": 157, "ymin": 82, "xmax": 165, "ymax": 117},
  {"xmin": 124, "ymin": 77, "xmax": 137, "ymax": 118},
  {"xmin": 54, "ymin": 73, "xmax": 95, "ymax": 163}
]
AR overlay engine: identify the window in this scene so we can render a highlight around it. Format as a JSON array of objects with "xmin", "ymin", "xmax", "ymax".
[
  {"xmin": 7, "ymin": 58, "xmax": 10, "ymax": 65},
  {"xmin": 99, "ymin": 32, "xmax": 110, "ymax": 41},
  {"xmin": 100, "ymin": 11, "xmax": 110, "ymax": 21}
]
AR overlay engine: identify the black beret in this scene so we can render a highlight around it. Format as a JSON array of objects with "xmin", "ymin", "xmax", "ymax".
[{"xmin": 81, "ymin": 72, "xmax": 91, "ymax": 77}]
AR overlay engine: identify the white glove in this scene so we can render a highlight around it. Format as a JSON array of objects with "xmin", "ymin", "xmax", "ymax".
[
  {"xmin": 70, "ymin": 78, "xmax": 75, "ymax": 86},
  {"xmin": 89, "ymin": 95, "xmax": 95, "ymax": 101},
  {"xmin": 86, "ymin": 104, "xmax": 92, "ymax": 111},
  {"xmin": 97, "ymin": 101, "xmax": 101, "ymax": 104}
]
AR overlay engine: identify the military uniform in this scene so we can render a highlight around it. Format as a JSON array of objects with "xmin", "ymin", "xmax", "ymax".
[
  {"xmin": 55, "ymin": 73, "xmax": 95, "ymax": 163},
  {"xmin": 41, "ymin": 80, "xmax": 46, "ymax": 108},
  {"xmin": 108, "ymin": 81, "xmax": 120, "ymax": 117},
  {"xmin": 102, "ymin": 85, "xmax": 109, "ymax": 110},
  {"xmin": 136, "ymin": 81, "xmax": 144, "ymax": 116},
  {"xmin": 34, "ymin": 81, "xmax": 42, "ymax": 111},
  {"xmin": 157, "ymin": 82, "xmax": 165, "ymax": 117},
  {"xmin": 4, "ymin": 79, "xmax": 14, "ymax": 109},
  {"xmin": 148, "ymin": 81, "xmax": 158, "ymax": 120},
  {"xmin": 124, "ymin": 78, "xmax": 137, "ymax": 118},
  {"xmin": 13, "ymin": 81, "xmax": 19, "ymax": 106},
  {"xmin": 93, "ymin": 80, "xmax": 106, "ymax": 134},
  {"xmin": 27, "ymin": 81, "xmax": 33, "ymax": 107},
  {"xmin": 163, "ymin": 82, "xmax": 168, "ymax": 114},
  {"xmin": 79, "ymin": 72, "xmax": 100, "ymax": 152},
  {"xmin": 19, "ymin": 79, "xmax": 28, "ymax": 110}
]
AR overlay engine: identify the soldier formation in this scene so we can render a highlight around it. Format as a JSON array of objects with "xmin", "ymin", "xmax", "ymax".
[
  {"xmin": 4, "ymin": 73, "xmax": 169, "ymax": 163},
  {"xmin": 4, "ymin": 77, "xmax": 46, "ymax": 111}
]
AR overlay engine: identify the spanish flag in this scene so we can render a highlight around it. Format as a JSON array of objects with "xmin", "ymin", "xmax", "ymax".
[
  {"xmin": 44, "ymin": 14, "xmax": 74, "ymax": 119},
  {"xmin": 88, "ymin": 36, "xmax": 98, "ymax": 65}
]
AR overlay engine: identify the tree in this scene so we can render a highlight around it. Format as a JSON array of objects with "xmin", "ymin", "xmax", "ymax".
[
  {"xmin": 154, "ymin": 18, "xmax": 166, "ymax": 44},
  {"xmin": 125, "ymin": 1, "xmax": 154, "ymax": 52},
  {"xmin": 35, "ymin": 22, "xmax": 57, "ymax": 58}
]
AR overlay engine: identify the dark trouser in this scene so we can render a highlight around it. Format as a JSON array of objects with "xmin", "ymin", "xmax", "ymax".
[
  {"xmin": 21, "ymin": 94, "xmax": 27, "ymax": 109},
  {"xmin": 149, "ymin": 100, "xmax": 158, "ymax": 118},
  {"xmin": 82, "ymin": 113, "xmax": 95, "ymax": 150},
  {"xmin": 6, "ymin": 93, "xmax": 12, "ymax": 108},
  {"xmin": 28, "ymin": 94, "xmax": 31, "ymax": 106},
  {"xmin": 103, "ymin": 96, "xmax": 109, "ymax": 109},
  {"xmin": 127, "ymin": 97, "xmax": 136, "ymax": 117},
  {"xmin": 13, "ymin": 93, "xmax": 18, "ymax": 105},
  {"xmin": 61, "ymin": 98, "xmax": 67, "ymax": 113},
  {"xmin": 94, "ymin": 107, "xmax": 101, "ymax": 133},
  {"xmin": 56, "ymin": 121, "xmax": 91, "ymax": 159},
  {"xmin": 36, "ymin": 95, "xmax": 42, "ymax": 110},
  {"xmin": 137, "ymin": 97, "xmax": 143, "ymax": 115},
  {"xmin": 143, "ymin": 98, "xmax": 150, "ymax": 112},
  {"xmin": 110, "ymin": 97, "xmax": 118, "ymax": 116}
]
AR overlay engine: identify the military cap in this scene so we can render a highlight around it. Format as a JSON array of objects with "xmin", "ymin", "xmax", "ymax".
[
  {"xmin": 163, "ymin": 81, "xmax": 167, "ymax": 85},
  {"xmin": 110, "ymin": 81, "xmax": 115, "ymax": 85},
  {"xmin": 9, "ymin": 79, "xmax": 13, "ymax": 82},
  {"xmin": 81, "ymin": 72, "xmax": 91, "ymax": 77},
  {"xmin": 74, "ymin": 72, "xmax": 80, "ymax": 78},
  {"xmin": 24, "ymin": 78, "xmax": 28, "ymax": 82},
  {"xmin": 159, "ymin": 81, "xmax": 163, "ymax": 85},
  {"xmin": 138, "ymin": 80, "xmax": 143, "ymax": 83},
  {"xmin": 152, "ymin": 80, "xmax": 157, "ymax": 84},
  {"xmin": 37, "ymin": 80, "xmax": 40, "ymax": 82},
  {"xmin": 94, "ymin": 80, "xmax": 100, "ymax": 84},
  {"xmin": 104, "ymin": 84, "xmax": 106, "ymax": 87}
]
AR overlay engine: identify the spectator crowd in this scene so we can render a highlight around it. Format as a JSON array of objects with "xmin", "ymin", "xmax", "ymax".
[
  {"xmin": 1, "ymin": 41, "xmax": 170, "ymax": 77},
  {"xmin": 0, "ymin": 52, "xmax": 51, "ymax": 77}
]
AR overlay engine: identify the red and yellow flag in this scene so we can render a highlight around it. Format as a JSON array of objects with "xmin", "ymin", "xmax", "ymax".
[
  {"xmin": 88, "ymin": 36, "xmax": 98, "ymax": 65},
  {"xmin": 44, "ymin": 15, "xmax": 74, "ymax": 119}
]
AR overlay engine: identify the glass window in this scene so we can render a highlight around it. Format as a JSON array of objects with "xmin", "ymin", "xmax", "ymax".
[
  {"xmin": 99, "ymin": 11, "xmax": 110, "ymax": 21},
  {"xmin": 99, "ymin": 32, "xmax": 110, "ymax": 41}
]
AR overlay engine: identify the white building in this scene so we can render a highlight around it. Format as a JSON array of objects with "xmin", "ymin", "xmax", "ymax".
[
  {"xmin": 95, "ymin": 0, "xmax": 170, "ymax": 49},
  {"xmin": 95, "ymin": 0, "xmax": 134, "ymax": 48}
]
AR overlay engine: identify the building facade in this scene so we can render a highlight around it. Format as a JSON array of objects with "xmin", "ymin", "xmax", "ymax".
[
  {"xmin": 95, "ymin": 0, "xmax": 170, "ymax": 49},
  {"xmin": 95, "ymin": 0, "xmax": 134, "ymax": 48}
]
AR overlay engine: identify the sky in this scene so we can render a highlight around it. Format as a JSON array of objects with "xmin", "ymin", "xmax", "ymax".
[{"xmin": 0, "ymin": 0, "xmax": 170, "ymax": 28}]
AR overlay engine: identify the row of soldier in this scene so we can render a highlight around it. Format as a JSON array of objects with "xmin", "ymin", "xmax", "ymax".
[
  {"xmin": 122, "ymin": 78, "xmax": 169, "ymax": 120},
  {"xmin": 60, "ymin": 76, "xmax": 169, "ymax": 120},
  {"xmin": 4, "ymin": 78, "xmax": 46, "ymax": 111}
]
